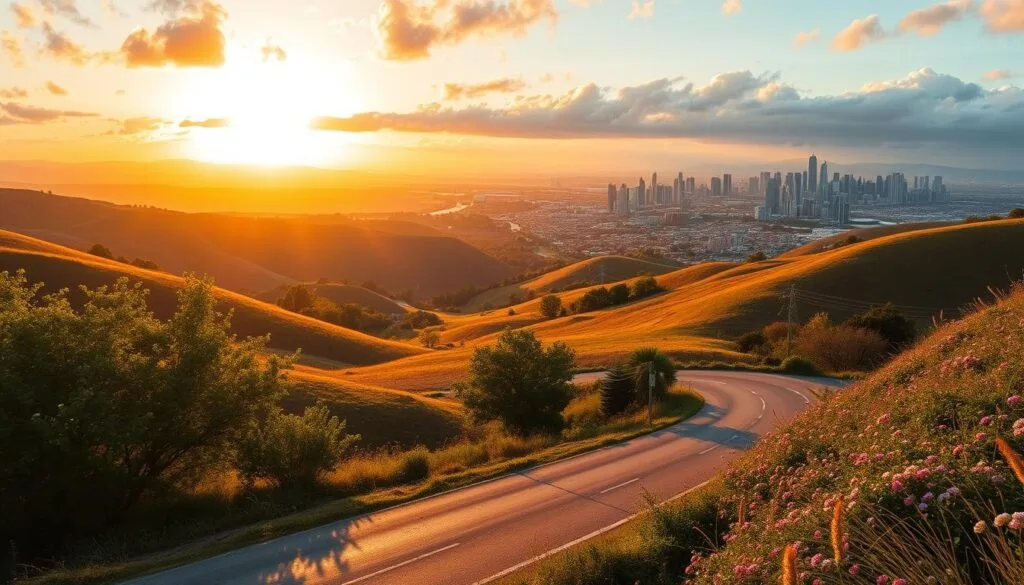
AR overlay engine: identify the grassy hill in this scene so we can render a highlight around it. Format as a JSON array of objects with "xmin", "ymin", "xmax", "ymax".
[
  {"xmin": 344, "ymin": 220, "xmax": 1024, "ymax": 390},
  {"xmin": 513, "ymin": 272, "xmax": 1024, "ymax": 585},
  {"xmin": 0, "ymin": 231, "xmax": 423, "ymax": 366},
  {"xmin": 779, "ymin": 221, "xmax": 951, "ymax": 257},
  {"xmin": 256, "ymin": 283, "xmax": 409, "ymax": 315},
  {"xmin": 461, "ymin": 255, "xmax": 677, "ymax": 312},
  {"xmin": 0, "ymin": 189, "xmax": 515, "ymax": 297}
]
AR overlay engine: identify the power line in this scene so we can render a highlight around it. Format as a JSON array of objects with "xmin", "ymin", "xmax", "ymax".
[{"xmin": 789, "ymin": 287, "xmax": 962, "ymax": 318}]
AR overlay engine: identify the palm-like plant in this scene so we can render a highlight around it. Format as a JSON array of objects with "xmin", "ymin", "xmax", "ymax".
[{"xmin": 626, "ymin": 347, "xmax": 677, "ymax": 405}]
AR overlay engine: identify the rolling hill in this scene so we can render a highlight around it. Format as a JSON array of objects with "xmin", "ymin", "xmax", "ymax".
[
  {"xmin": 779, "ymin": 221, "xmax": 951, "ymax": 257},
  {"xmin": 461, "ymin": 255, "xmax": 677, "ymax": 312},
  {"xmin": 0, "ymin": 189, "xmax": 516, "ymax": 297},
  {"xmin": 343, "ymin": 219, "xmax": 1024, "ymax": 390},
  {"xmin": 0, "ymin": 230, "xmax": 423, "ymax": 366},
  {"xmin": 256, "ymin": 283, "xmax": 409, "ymax": 315}
]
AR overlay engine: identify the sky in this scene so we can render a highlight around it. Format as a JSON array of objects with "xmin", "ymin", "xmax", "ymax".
[{"xmin": 1, "ymin": 0, "xmax": 1024, "ymax": 174}]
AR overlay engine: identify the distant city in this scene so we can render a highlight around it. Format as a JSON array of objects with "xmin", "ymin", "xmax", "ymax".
[{"xmin": 607, "ymin": 154, "xmax": 951, "ymax": 227}]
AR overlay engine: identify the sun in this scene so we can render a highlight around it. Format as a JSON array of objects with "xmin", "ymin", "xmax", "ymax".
[{"xmin": 179, "ymin": 51, "xmax": 357, "ymax": 167}]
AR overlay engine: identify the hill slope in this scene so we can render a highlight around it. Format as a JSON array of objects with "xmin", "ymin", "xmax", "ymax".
[
  {"xmin": 461, "ymin": 256, "xmax": 676, "ymax": 312},
  {"xmin": 256, "ymin": 283, "xmax": 409, "ymax": 315},
  {"xmin": 0, "ymin": 189, "xmax": 515, "ymax": 296},
  {"xmin": 0, "ymin": 231, "xmax": 423, "ymax": 366}
]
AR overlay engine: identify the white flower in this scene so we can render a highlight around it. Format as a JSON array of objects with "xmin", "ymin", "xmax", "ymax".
[{"xmin": 974, "ymin": 520, "xmax": 988, "ymax": 534}]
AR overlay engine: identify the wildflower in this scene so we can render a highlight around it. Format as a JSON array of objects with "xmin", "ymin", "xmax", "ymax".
[
  {"xmin": 877, "ymin": 576, "xmax": 891, "ymax": 585},
  {"xmin": 980, "ymin": 415, "xmax": 993, "ymax": 426},
  {"xmin": 893, "ymin": 579, "xmax": 907, "ymax": 585},
  {"xmin": 995, "ymin": 513, "xmax": 1012, "ymax": 527},
  {"xmin": 974, "ymin": 520, "xmax": 988, "ymax": 534},
  {"xmin": 849, "ymin": 564, "xmax": 860, "ymax": 576},
  {"xmin": 976, "ymin": 432, "xmax": 988, "ymax": 442},
  {"xmin": 953, "ymin": 445, "xmax": 965, "ymax": 456},
  {"xmin": 1009, "ymin": 395, "xmax": 1021, "ymax": 408}
]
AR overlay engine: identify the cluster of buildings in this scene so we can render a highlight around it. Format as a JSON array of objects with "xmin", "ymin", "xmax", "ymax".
[
  {"xmin": 753, "ymin": 154, "xmax": 951, "ymax": 225},
  {"xmin": 606, "ymin": 172, "xmax": 696, "ymax": 217}
]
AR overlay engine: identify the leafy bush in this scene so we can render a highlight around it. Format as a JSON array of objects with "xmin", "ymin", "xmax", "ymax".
[
  {"xmin": 796, "ymin": 322, "xmax": 891, "ymax": 373},
  {"xmin": 1011, "ymin": 208, "xmax": 1024, "ymax": 219},
  {"xmin": 609, "ymin": 283, "xmax": 631, "ymax": 305},
  {"xmin": 87, "ymin": 243, "xmax": 114, "ymax": 259},
  {"xmin": 540, "ymin": 294, "xmax": 563, "ymax": 319},
  {"xmin": 278, "ymin": 284, "xmax": 316, "ymax": 313},
  {"xmin": 780, "ymin": 355, "xmax": 821, "ymax": 376},
  {"xmin": 403, "ymin": 310, "xmax": 443, "ymax": 329},
  {"xmin": 746, "ymin": 250, "xmax": 767, "ymax": 262},
  {"xmin": 845, "ymin": 302, "xmax": 917, "ymax": 349},
  {"xmin": 419, "ymin": 327, "xmax": 442, "ymax": 348},
  {"xmin": 573, "ymin": 286, "xmax": 613, "ymax": 313},
  {"xmin": 736, "ymin": 331, "xmax": 766, "ymax": 353},
  {"xmin": 0, "ymin": 272, "xmax": 287, "ymax": 562},
  {"xmin": 630, "ymin": 276, "xmax": 663, "ymax": 300},
  {"xmin": 456, "ymin": 329, "xmax": 576, "ymax": 435},
  {"xmin": 600, "ymin": 365, "xmax": 635, "ymax": 417},
  {"xmin": 236, "ymin": 403, "xmax": 358, "ymax": 490}
]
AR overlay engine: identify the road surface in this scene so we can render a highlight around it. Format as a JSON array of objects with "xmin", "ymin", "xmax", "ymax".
[{"xmin": 124, "ymin": 371, "xmax": 840, "ymax": 585}]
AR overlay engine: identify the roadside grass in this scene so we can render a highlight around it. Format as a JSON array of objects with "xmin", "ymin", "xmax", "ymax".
[
  {"xmin": 22, "ymin": 387, "xmax": 704, "ymax": 585},
  {"xmin": 499, "ymin": 284, "xmax": 1024, "ymax": 585}
]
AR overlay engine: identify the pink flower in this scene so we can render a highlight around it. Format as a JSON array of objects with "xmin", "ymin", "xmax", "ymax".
[
  {"xmin": 849, "ymin": 564, "xmax": 861, "ymax": 576},
  {"xmin": 877, "ymin": 576, "xmax": 891, "ymax": 585},
  {"xmin": 980, "ymin": 415, "xmax": 993, "ymax": 426},
  {"xmin": 1008, "ymin": 395, "xmax": 1021, "ymax": 408},
  {"xmin": 893, "ymin": 579, "xmax": 907, "ymax": 585},
  {"xmin": 953, "ymin": 445, "xmax": 965, "ymax": 456},
  {"xmin": 976, "ymin": 432, "xmax": 988, "ymax": 442}
]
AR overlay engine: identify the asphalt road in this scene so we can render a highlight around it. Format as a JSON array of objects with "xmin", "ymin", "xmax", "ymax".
[{"xmin": 124, "ymin": 371, "xmax": 841, "ymax": 585}]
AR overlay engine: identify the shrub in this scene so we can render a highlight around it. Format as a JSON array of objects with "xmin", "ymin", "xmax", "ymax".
[
  {"xmin": 736, "ymin": 331, "xmax": 766, "ymax": 353},
  {"xmin": 455, "ymin": 329, "xmax": 576, "ymax": 435},
  {"xmin": 419, "ymin": 327, "xmax": 441, "ymax": 348},
  {"xmin": 403, "ymin": 310, "xmax": 443, "ymax": 330},
  {"xmin": 236, "ymin": 403, "xmax": 359, "ymax": 490},
  {"xmin": 780, "ymin": 355, "xmax": 821, "ymax": 376},
  {"xmin": 626, "ymin": 347, "xmax": 677, "ymax": 405},
  {"xmin": 573, "ymin": 287, "xmax": 613, "ymax": 313},
  {"xmin": 845, "ymin": 303, "xmax": 917, "ymax": 349},
  {"xmin": 609, "ymin": 283, "xmax": 631, "ymax": 305},
  {"xmin": 1011, "ymin": 208, "xmax": 1024, "ymax": 219},
  {"xmin": 278, "ymin": 284, "xmax": 315, "ymax": 313},
  {"xmin": 0, "ymin": 272, "xmax": 287, "ymax": 561},
  {"xmin": 87, "ymin": 243, "xmax": 114, "ymax": 259},
  {"xmin": 746, "ymin": 250, "xmax": 767, "ymax": 262},
  {"xmin": 600, "ymin": 365, "xmax": 635, "ymax": 417},
  {"xmin": 540, "ymin": 294, "xmax": 562, "ymax": 319},
  {"xmin": 631, "ymin": 276, "xmax": 663, "ymax": 300},
  {"xmin": 796, "ymin": 323, "xmax": 890, "ymax": 372}
]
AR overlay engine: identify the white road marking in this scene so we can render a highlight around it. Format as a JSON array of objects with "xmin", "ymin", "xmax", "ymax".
[
  {"xmin": 472, "ymin": 481, "xmax": 711, "ymax": 585},
  {"xmin": 698, "ymin": 445, "xmax": 719, "ymax": 455},
  {"xmin": 789, "ymin": 388, "xmax": 811, "ymax": 404},
  {"xmin": 340, "ymin": 543, "xmax": 461, "ymax": 585},
  {"xmin": 599, "ymin": 478, "xmax": 640, "ymax": 494}
]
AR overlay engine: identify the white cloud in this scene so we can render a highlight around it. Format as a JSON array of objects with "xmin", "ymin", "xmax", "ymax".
[
  {"xmin": 628, "ymin": 0, "xmax": 654, "ymax": 20},
  {"xmin": 721, "ymin": 0, "xmax": 742, "ymax": 15},
  {"xmin": 793, "ymin": 29, "xmax": 820, "ymax": 47}
]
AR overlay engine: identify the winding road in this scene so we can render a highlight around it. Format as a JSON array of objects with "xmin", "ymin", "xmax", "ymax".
[{"xmin": 124, "ymin": 371, "xmax": 841, "ymax": 585}]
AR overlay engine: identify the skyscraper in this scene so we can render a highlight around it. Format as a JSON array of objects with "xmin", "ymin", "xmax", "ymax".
[
  {"xmin": 651, "ymin": 173, "xmax": 658, "ymax": 205},
  {"xmin": 617, "ymin": 184, "xmax": 629, "ymax": 216},
  {"xmin": 638, "ymin": 177, "xmax": 646, "ymax": 208},
  {"xmin": 765, "ymin": 176, "xmax": 780, "ymax": 215},
  {"xmin": 819, "ymin": 162, "xmax": 829, "ymax": 201},
  {"xmin": 748, "ymin": 177, "xmax": 759, "ymax": 196},
  {"xmin": 723, "ymin": 174, "xmax": 733, "ymax": 197},
  {"xmin": 711, "ymin": 177, "xmax": 723, "ymax": 196},
  {"xmin": 808, "ymin": 154, "xmax": 818, "ymax": 195},
  {"xmin": 607, "ymin": 183, "xmax": 617, "ymax": 213}
]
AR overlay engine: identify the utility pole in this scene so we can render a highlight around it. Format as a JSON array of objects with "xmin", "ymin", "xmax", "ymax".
[
  {"xmin": 785, "ymin": 285, "xmax": 798, "ymax": 356},
  {"xmin": 648, "ymin": 363, "xmax": 656, "ymax": 425}
]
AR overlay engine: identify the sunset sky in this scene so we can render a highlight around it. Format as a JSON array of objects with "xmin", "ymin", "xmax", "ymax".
[{"xmin": 2, "ymin": 0, "xmax": 1024, "ymax": 172}]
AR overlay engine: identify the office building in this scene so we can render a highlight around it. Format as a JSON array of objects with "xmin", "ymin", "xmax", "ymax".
[
  {"xmin": 808, "ymin": 154, "xmax": 818, "ymax": 195},
  {"xmin": 711, "ymin": 177, "xmax": 723, "ymax": 196},
  {"xmin": 723, "ymin": 174, "xmax": 733, "ymax": 197},
  {"xmin": 607, "ymin": 183, "xmax": 617, "ymax": 213},
  {"xmin": 617, "ymin": 184, "xmax": 629, "ymax": 217}
]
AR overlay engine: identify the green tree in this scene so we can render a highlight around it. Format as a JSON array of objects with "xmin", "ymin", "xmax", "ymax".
[
  {"xmin": 600, "ymin": 365, "xmax": 635, "ymax": 417},
  {"xmin": 278, "ymin": 285, "xmax": 315, "ymax": 313},
  {"xmin": 87, "ymin": 243, "xmax": 114, "ymax": 259},
  {"xmin": 0, "ymin": 272, "xmax": 287, "ymax": 560},
  {"xmin": 626, "ymin": 347, "xmax": 677, "ymax": 405},
  {"xmin": 456, "ymin": 329, "xmax": 576, "ymax": 435},
  {"xmin": 404, "ymin": 310, "xmax": 443, "ymax": 329},
  {"xmin": 736, "ymin": 331, "xmax": 766, "ymax": 353},
  {"xmin": 419, "ymin": 327, "xmax": 442, "ymax": 348},
  {"xmin": 845, "ymin": 303, "xmax": 917, "ymax": 349},
  {"xmin": 631, "ymin": 276, "xmax": 663, "ymax": 300},
  {"xmin": 608, "ymin": 283, "xmax": 631, "ymax": 305},
  {"xmin": 1009, "ymin": 208, "xmax": 1024, "ymax": 219},
  {"xmin": 539, "ymin": 294, "xmax": 563, "ymax": 319},
  {"xmin": 236, "ymin": 403, "xmax": 358, "ymax": 490},
  {"xmin": 573, "ymin": 287, "xmax": 613, "ymax": 313}
]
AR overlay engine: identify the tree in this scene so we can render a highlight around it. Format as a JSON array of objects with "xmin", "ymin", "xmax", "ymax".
[
  {"xmin": 573, "ymin": 287, "xmax": 613, "ymax": 313},
  {"xmin": 539, "ymin": 294, "xmax": 563, "ymax": 319},
  {"xmin": 1009, "ymin": 208, "xmax": 1024, "ymax": 219},
  {"xmin": 796, "ymin": 323, "xmax": 889, "ymax": 372},
  {"xmin": 746, "ymin": 251, "xmax": 767, "ymax": 263},
  {"xmin": 130, "ymin": 258, "xmax": 160, "ymax": 271},
  {"xmin": 278, "ymin": 285, "xmax": 315, "ymax": 313},
  {"xmin": 736, "ymin": 331, "xmax": 766, "ymax": 353},
  {"xmin": 626, "ymin": 347, "xmax": 677, "ymax": 405},
  {"xmin": 419, "ymin": 327, "xmax": 442, "ymax": 348},
  {"xmin": 456, "ymin": 329, "xmax": 576, "ymax": 435},
  {"xmin": 845, "ymin": 303, "xmax": 917, "ymax": 349},
  {"xmin": 404, "ymin": 310, "xmax": 443, "ymax": 330},
  {"xmin": 609, "ymin": 283, "xmax": 631, "ymax": 305},
  {"xmin": 631, "ymin": 276, "xmax": 663, "ymax": 300},
  {"xmin": 0, "ymin": 272, "xmax": 287, "ymax": 560},
  {"xmin": 600, "ymin": 365, "xmax": 635, "ymax": 417},
  {"xmin": 236, "ymin": 403, "xmax": 358, "ymax": 490},
  {"xmin": 87, "ymin": 243, "xmax": 114, "ymax": 259}
]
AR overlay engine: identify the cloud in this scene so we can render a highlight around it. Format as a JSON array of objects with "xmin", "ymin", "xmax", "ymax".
[
  {"xmin": 37, "ymin": 0, "xmax": 94, "ymax": 27},
  {"xmin": 10, "ymin": 2, "xmax": 35, "ymax": 28},
  {"xmin": 146, "ymin": 0, "xmax": 202, "ymax": 15},
  {"xmin": 984, "ymin": 68, "xmax": 1014, "ymax": 80},
  {"xmin": 117, "ymin": 116, "xmax": 170, "ymax": 134},
  {"xmin": 981, "ymin": 0, "xmax": 1024, "ymax": 31},
  {"xmin": 793, "ymin": 29, "xmax": 820, "ymax": 47},
  {"xmin": 309, "ymin": 68, "xmax": 1023, "ymax": 156},
  {"xmin": 0, "ymin": 86, "xmax": 27, "ymax": 98},
  {"xmin": 101, "ymin": 0, "xmax": 129, "ymax": 18},
  {"xmin": 377, "ymin": 0, "xmax": 557, "ymax": 61},
  {"xmin": 121, "ymin": 1, "xmax": 226, "ymax": 68},
  {"xmin": 0, "ymin": 101, "xmax": 96, "ymax": 124},
  {"xmin": 832, "ymin": 14, "xmax": 887, "ymax": 51},
  {"xmin": 1, "ymin": 31, "xmax": 25, "ymax": 67},
  {"xmin": 41, "ymin": 21, "xmax": 90, "ymax": 64},
  {"xmin": 179, "ymin": 117, "xmax": 229, "ymax": 128},
  {"xmin": 899, "ymin": 0, "xmax": 974, "ymax": 36},
  {"xmin": 260, "ymin": 41, "xmax": 287, "ymax": 62},
  {"xmin": 628, "ymin": 0, "xmax": 654, "ymax": 20},
  {"xmin": 45, "ymin": 81, "xmax": 67, "ymax": 95},
  {"xmin": 721, "ymin": 0, "xmax": 742, "ymax": 15},
  {"xmin": 444, "ymin": 78, "xmax": 527, "ymax": 100}
]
